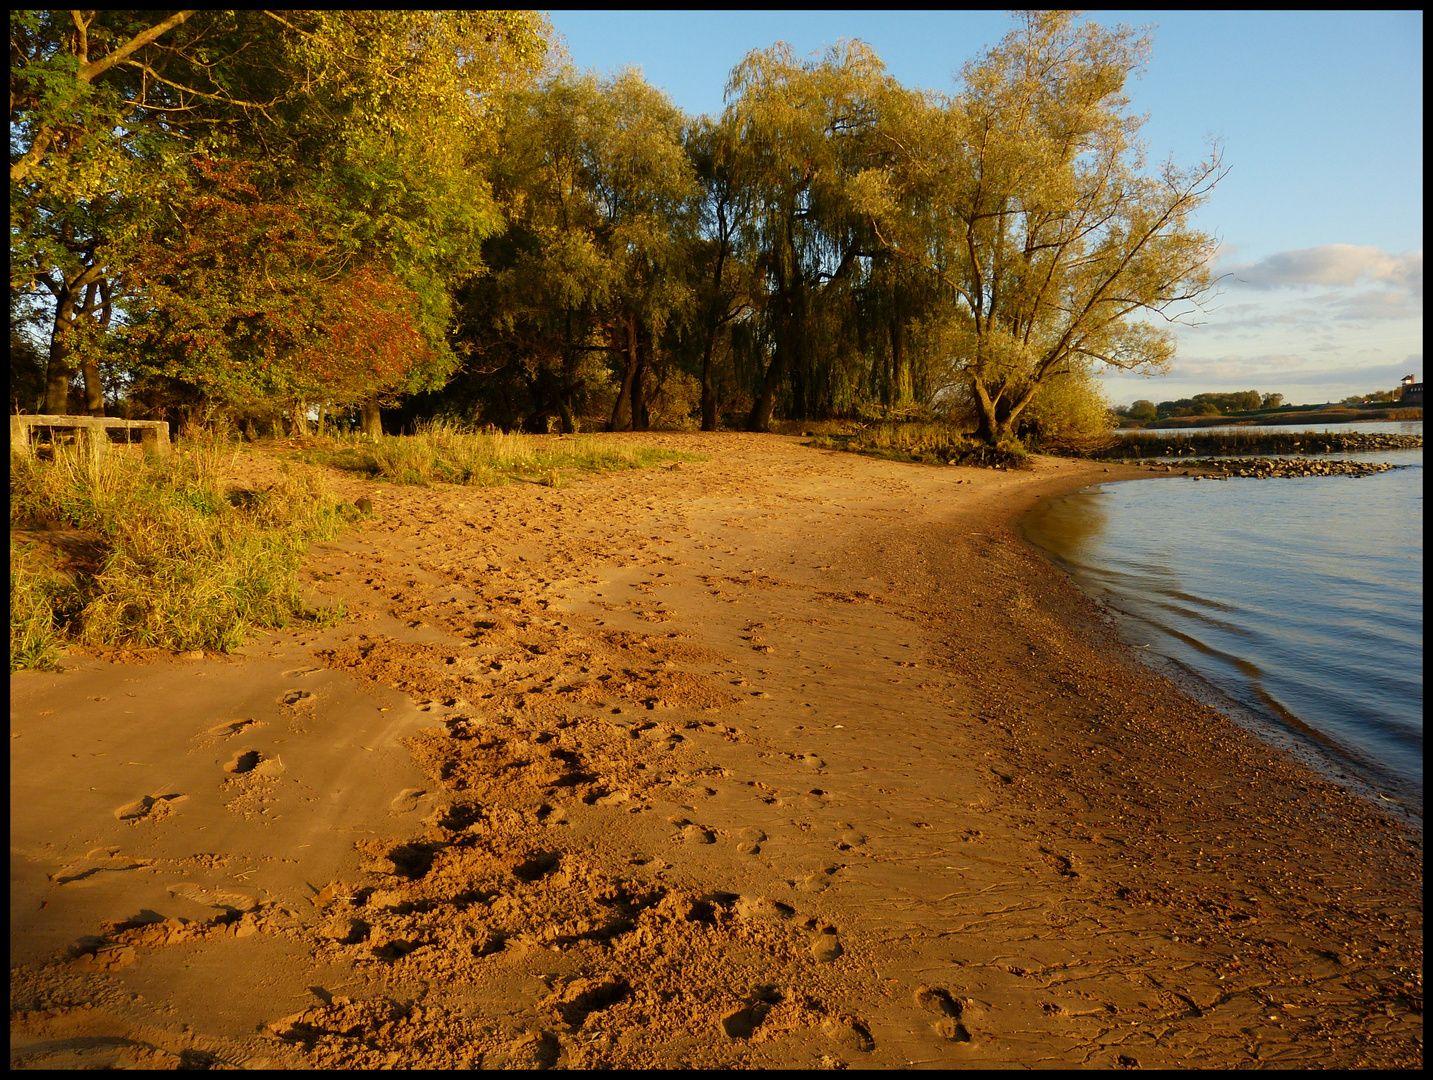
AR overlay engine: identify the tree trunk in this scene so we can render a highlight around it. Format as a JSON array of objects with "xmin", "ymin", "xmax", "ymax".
[
  {"xmin": 45, "ymin": 268, "xmax": 111, "ymax": 415},
  {"xmin": 360, "ymin": 397, "xmax": 383, "ymax": 439},
  {"xmin": 747, "ymin": 349, "xmax": 786, "ymax": 432},
  {"xmin": 972, "ymin": 382, "xmax": 1018, "ymax": 445},
  {"xmin": 608, "ymin": 311, "xmax": 639, "ymax": 432},
  {"xmin": 291, "ymin": 400, "xmax": 310, "ymax": 437},
  {"xmin": 700, "ymin": 330, "xmax": 718, "ymax": 431},
  {"xmin": 892, "ymin": 316, "xmax": 910, "ymax": 407},
  {"xmin": 45, "ymin": 288, "xmax": 81, "ymax": 414},
  {"xmin": 631, "ymin": 323, "xmax": 649, "ymax": 431},
  {"xmin": 81, "ymin": 359, "xmax": 104, "ymax": 415},
  {"xmin": 748, "ymin": 289, "xmax": 796, "ymax": 432}
]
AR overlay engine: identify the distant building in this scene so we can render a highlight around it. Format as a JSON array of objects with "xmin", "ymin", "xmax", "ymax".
[{"xmin": 1397, "ymin": 374, "xmax": 1423, "ymax": 405}]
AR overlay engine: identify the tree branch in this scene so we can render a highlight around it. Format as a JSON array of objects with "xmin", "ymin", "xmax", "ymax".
[{"xmin": 78, "ymin": 10, "xmax": 197, "ymax": 84}]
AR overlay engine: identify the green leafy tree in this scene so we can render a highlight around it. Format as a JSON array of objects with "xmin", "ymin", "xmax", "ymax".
[
  {"xmin": 683, "ymin": 116, "xmax": 759, "ymax": 429},
  {"xmin": 11, "ymin": 9, "xmax": 552, "ymax": 424},
  {"xmin": 1128, "ymin": 398, "xmax": 1158, "ymax": 421},
  {"xmin": 450, "ymin": 69, "xmax": 696, "ymax": 433},
  {"xmin": 859, "ymin": 11, "xmax": 1224, "ymax": 445},
  {"xmin": 723, "ymin": 41, "xmax": 898, "ymax": 430},
  {"xmin": 121, "ymin": 158, "xmax": 442, "ymax": 429}
]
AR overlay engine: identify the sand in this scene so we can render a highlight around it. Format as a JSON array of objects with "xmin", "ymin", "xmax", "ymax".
[{"xmin": 9, "ymin": 433, "xmax": 1422, "ymax": 1069}]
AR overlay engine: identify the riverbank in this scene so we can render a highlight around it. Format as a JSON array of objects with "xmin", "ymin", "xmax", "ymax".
[
  {"xmin": 1119, "ymin": 406, "xmax": 1422, "ymax": 430},
  {"xmin": 1103, "ymin": 428, "xmax": 1422, "ymax": 459},
  {"xmin": 10, "ymin": 435, "xmax": 1422, "ymax": 1068}
]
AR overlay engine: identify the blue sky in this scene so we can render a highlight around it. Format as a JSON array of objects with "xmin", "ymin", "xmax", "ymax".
[{"xmin": 547, "ymin": 10, "xmax": 1423, "ymax": 406}]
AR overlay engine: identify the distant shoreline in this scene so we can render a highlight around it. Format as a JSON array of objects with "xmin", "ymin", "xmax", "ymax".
[{"xmin": 1121, "ymin": 406, "xmax": 1421, "ymax": 430}]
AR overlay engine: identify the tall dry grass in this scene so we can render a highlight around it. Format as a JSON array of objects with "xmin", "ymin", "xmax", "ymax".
[
  {"xmin": 302, "ymin": 420, "xmax": 690, "ymax": 487},
  {"xmin": 807, "ymin": 422, "xmax": 1030, "ymax": 469},
  {"xmin": 10, "ymin": 434, "xmax": 353, "ymax": 669}
]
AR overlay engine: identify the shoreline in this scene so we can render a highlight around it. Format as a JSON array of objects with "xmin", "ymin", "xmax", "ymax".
[
  {"xmin": 10, "ymin": 436, "xmax": 1422, "ymax": 1068},
  {"xmin": 1015, "ymin": 480, "xmax": 1424, "ymax": 830}
]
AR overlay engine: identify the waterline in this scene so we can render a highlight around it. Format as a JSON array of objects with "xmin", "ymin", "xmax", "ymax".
[{"xmin": 1022, "ymin": 454, "xmax": 1423, "ymax": 820}]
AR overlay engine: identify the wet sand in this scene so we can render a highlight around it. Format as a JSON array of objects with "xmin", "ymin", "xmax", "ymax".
[{"xmin": 9, "ymin": 433, "xmax": 1422, "ymax": 1068}]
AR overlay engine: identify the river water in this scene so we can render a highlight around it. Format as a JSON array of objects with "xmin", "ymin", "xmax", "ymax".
[{"xmin": 1021, "ymin": 422, "xmax": 1423, "ymax": 821}]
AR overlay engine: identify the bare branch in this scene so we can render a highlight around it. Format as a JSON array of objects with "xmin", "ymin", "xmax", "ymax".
[{"xmin": 77, "ymin": 10, "xmax": 196, "ymax": 84}]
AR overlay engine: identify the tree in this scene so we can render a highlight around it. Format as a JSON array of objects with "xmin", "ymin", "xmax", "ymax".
[
  {"xmin": 449, "ymin": 69, "xmax": 696, "ymax": 433},
  {"xmin": 684, "ymin": 116, "xmax": 758, "ymax": 429},
  {"xmin": 1129, "ymin": 398, "xmax": 1158, "ymax": 421},
  {"xmin": 1261, "ymin": 392, "xmax": 1284, "ymax": 409},
  {"xmin": 121, "ymin": 158, "xmax": 443, "ymax": 428},
  {"xmin": 723, "ymin": 41, "xmax": 899, "ymax": 430},
  {"xmin": 10, "ymin": 10, "xmax": 552, "ymax": 422},
  {"xmin": 859, "ymin": 11, "xmax": 1224, "ymax": 445}
]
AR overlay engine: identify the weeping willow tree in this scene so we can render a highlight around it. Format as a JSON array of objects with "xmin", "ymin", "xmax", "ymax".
[{"xmin": 857, "ymin": 11, "xmax": 1224, "ymax": 445}]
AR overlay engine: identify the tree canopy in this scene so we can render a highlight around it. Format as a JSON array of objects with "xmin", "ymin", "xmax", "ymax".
[{"xmin": 12, "ymin": 10, "xmax": 1220, "ymax": 446}]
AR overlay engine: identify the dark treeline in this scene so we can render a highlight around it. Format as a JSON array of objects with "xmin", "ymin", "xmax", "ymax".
[
  {"xmin": 1117, "ymin": 392, "xmax": 1284, "ymax": 421},
  {"xmin": 11, "ymin": 11, "xmax": 1223, "ymax": 447}
]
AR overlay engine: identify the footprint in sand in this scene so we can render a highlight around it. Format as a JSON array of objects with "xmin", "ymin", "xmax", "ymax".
[
  {"xmin": 820, "ymin": 1014, "xmax": 873, "ymax": 1052},
  {"xmin": 835, "ymin": 822, "xmax": 866, "ymax": 849},
  {"xmin": 734, "ymin": 896, "xmax": 794, "ymax": 922},
  {"xmin": 204, "ymin": 719, "xmax": 263, "ymax": 739},
  {"xmin": 114, "ymin": 793, "xmax": 187, "ymax": 823},
  {"xmin": 719, "ymin": 998, "xmax": 777, "ymax": 1040},
  {"xmin": 809, "ymin": 923, "xmax": 844, "ymax": 963},
  {"xmin": 278, "ymin": 689, "xmax": 315, "ymax": 708},
  {"xmin": 914, "ymin": 986, "xmax": 973, "ymax": 1042},
  {"xmin": 223, "ymin": 750, "xmax": 285, "ymax": 777},
  {"xmin": 168, "ymin": 882, "xmax": 262, "ymax": 912},
  {"xmin": 51, "ymin": 852, "xmax": 152, "ymax": 885},
  {"xmin": 389, "ymin": 789, "xmax": 428, "ymax": 814},
  {"xmin": 735, "ymin": 826, "xmax": 766, "ymax": 855},
  {"xmin": 281, "ymin": 667, "xmax": 322, "ymax": 679}
]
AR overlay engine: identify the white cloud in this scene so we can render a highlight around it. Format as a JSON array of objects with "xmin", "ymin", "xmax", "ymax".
[{"xmin": 1222, "ymin": 244, "xmax": 1422, "ymax": 296}]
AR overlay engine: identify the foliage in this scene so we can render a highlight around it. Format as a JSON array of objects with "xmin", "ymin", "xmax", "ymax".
[
  {"xmin": 121, "ymin": 157, "xmax": 443, "ymax": 416},
  {"xmin": 9, "ymin": 437, "xmax": 353, "ymax": 664},
  {"xmin": 1016, "ymin": 369, "xmax": 1117, "ymax": 451},
  {"xmin": 808, "ymin": 422, "xmax": 1028, "ymax": 469},
  {"xmin": 721, "ymin": 41, "xmax": 905, "ymax": 430},
  {"xmin": 14, "ymin": 12, "xmax": 1224, "ymax": 449},
  {"xmin": 11, "ymin": 10, "xmax": 553, "ymax": 418},
  {"xmin": 858, "ymin": 11, "xmax": 1223, "ymax": 445},
  {"xmin": 447, "ymin": 69, "xmax": 697, "ymax": 434},
  {"xmin": 296, "ymin": 420, "xmax": 694, "ymax": 487}
]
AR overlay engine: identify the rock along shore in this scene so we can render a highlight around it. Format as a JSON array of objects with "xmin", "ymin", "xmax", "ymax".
[{"xmin": 1131, "ymin": 457, "xmax": 1407, "ymax": 479}]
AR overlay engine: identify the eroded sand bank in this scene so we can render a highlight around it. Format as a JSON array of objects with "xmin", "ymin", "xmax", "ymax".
[{"xmin": 10, "ymin": 433, "xmax": 1422, "ymax": 1068}]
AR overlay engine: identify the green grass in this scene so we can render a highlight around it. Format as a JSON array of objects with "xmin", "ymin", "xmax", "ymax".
[
  {"xmin": 10, "ymin": 435, "xmax": 355, "ymax": 669},
  {"xmin": 295, "ymin": 420, "xmax": 695, "ymax": 486},
  {"xmin": 806, "ymin": 422, "xmax": 1030, "ymax": 469}
]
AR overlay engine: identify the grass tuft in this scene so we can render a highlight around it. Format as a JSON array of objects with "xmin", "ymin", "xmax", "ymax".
[
  {"xmin": 296, "ymin": 420, "xmax": 693, "ymax": 486},
  {"xmin": 10, "ymin": 436, "xmax": 356, "ymax": 668},
  {"xmin": 807, "ymin": 423, "xmax": 1030, "ymax": 469}
]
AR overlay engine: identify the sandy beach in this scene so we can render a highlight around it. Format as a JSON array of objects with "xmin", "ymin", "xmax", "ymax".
[{"xmin": 9, "ymin": 433, "xmax": 1422, "ymax": 1068}]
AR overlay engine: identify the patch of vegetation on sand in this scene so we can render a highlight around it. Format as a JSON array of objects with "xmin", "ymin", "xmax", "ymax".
[
  {"xmin": 296, "ymin": 420, "xmax": 696, "ymax": 487},
  {"xmin": 10, "ymin": 435, "xmax": 354, "ymax": 670},
  {"xmin": 806, "ymin": 423, "xmax": 1031, "ymax": 470}
]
